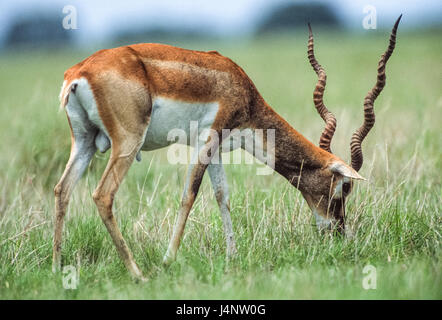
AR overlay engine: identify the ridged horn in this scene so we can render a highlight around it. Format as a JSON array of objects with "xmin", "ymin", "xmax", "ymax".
[
  {"xmin": 307, "ymin": 23, "xmax": 337, "ymax": 154},
  {"xmin": 350, "ymin": 15, "xmax": 402, "ymax": 171}
]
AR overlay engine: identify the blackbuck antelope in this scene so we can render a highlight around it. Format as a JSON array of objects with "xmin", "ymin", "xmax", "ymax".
[{"xmin": 54, "ymin": 17, "xmax": 401, "ymax": 280}]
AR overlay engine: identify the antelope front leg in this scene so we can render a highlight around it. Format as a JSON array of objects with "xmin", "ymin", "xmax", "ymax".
[
  {"xmin": 92, "ymin": 144, "xmax": 146, "ymax": 281},
  {"xmin": 163, "ymin": 140, "xmax": 218, "ymax": 265},
  {"xmin": 163, "ymin": 162, "xmax": 208, "ymax": 265},
  {"xmin": 207, "ymin": 163, "xmax": 237, "ymax": 257}
]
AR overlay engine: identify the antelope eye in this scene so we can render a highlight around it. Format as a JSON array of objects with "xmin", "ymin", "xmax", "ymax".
[{"xmin": 342, "ymin": 182, "xmax": 351, "ymax": 194}]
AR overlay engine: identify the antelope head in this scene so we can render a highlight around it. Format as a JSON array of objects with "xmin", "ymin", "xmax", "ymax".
[{"xmin": 301, "ymin": 16, "xmax": 402, "ymax": 233}]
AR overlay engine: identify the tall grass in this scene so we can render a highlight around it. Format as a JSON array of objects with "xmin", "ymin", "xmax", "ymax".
[{"xmin": 0, "ymin": 32, "xmax": 440, "ymax": 299}]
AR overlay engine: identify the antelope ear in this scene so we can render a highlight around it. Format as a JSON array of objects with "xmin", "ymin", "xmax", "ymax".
[{"xmin": 329, "ymin": 162, "xmax": 366, "ymax": 180}]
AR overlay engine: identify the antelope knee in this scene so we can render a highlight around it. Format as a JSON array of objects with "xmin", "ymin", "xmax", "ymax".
[
  {"xmin": 92, "ymin": 190, "xmax": 114, "ymax": 212},
  {"xmin": 54, "ymin": 183, "xmax": 69, "ymax": 208},
  {"xmin": 54, "ymin": 184, "xmax": 63, "ymax": 197}
]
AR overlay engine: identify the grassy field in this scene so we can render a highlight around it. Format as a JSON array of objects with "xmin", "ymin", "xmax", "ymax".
[{"xmin": 0, "ymin": 31, "xmax": 440, "ymax": 299}]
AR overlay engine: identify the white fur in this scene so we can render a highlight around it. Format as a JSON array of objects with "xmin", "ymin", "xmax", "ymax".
[
  {"xmin": 64, "ymin": 86, "xmax": 97, "ymax": 181},
  {"xmin": 58, "ymin": 80, "xmax": 67, "ymax": 109},
  {"xmin": 63, "ymin": 78, "xmax": 111, "ymax": 153},
  {"xmin": 332, "ymin": 176, "xmax": 351, "ymax": 199},
  {"xmin": 207, "ymin": 162, "xmax": 236, "ymax": 254},
  {"xmin": 313, "ymin": 209, "xmax": 333, "ymax": 229},
  {"xmin": 330, "ymin": 161, "xmax": 366, "ymax": 180},
  {"xmin": 141, "ymin": 96, "xmax": 219, "ymax": 151},
  {"xmin": 74, "ymin": 78, "xmax": 104, "ymax": 130}
]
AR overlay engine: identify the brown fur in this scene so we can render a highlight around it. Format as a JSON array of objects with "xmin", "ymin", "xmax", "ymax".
[
  {"xmin": 62, "ymin": 44, "xmax": 346, "ymax": 215},
  {"xmin": 62, "ymin": 42, "xmax": 335, "ymax": 165},
  {"xmin": 55, "ymin": 42, "xmax": 370, "ymax": 280}
]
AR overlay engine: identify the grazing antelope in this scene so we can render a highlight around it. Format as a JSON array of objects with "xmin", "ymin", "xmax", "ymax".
[{"xmin": 53, "ymin": 17, "xmax": 401, "ymax": 281}]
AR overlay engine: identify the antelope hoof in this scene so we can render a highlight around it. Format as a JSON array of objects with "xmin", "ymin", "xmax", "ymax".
[
  {"xmin": 130, "ymin": 269, "xmax": 148, "ymax": 283},
  {"xmin": 52, "ymin": 259, "xmax": 61, "ymax": 273},
  {"xmin": 162, "ymin": 252, "xmax": 176, "ymax": 267},
  {"xmin": 133, "ymin": 275, "xmax": 148, "ymax": 283},
  {"xmin": 52, "ymin": 264, "xmax": 60, "ymax": 274},
  {"xmin": 345, "ymin": 227, "xmax": 354, "ymax": 240}
]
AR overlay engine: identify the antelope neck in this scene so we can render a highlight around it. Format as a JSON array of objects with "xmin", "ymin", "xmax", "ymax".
[{"xmin": 249, "ymin": 99, "xmax": 333, "ymax": 187}]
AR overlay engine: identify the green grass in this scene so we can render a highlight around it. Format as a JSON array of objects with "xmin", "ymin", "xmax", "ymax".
[{"xmin": 0, "ymin": 31, "xmax": 441, "ymax": 299}]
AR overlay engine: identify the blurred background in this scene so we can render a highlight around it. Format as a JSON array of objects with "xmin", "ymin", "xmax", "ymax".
[
  {"xmin": 0, "ymin": 0, "xmax": 440, "ymax": 176},
  {"xmin": 0, "ymin": 0, "xmax": 440, "ymax": 50},
  {"xmin": 0, "ymin": 0, "xmax": 440, "ymax": 180},
  {"xmin": 0, "ymin": 1, "xmax": 441, "ymax": 300}
]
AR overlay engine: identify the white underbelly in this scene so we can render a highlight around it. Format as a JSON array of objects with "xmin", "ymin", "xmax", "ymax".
[{"xmin": 141, "ymin": 96, "xmax": 219, "ymax": 151}]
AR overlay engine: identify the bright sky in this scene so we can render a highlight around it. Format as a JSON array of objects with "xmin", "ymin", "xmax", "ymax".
[{"xmin": 0, "ymin": 0, "xmax": 440, "ymax": 46}]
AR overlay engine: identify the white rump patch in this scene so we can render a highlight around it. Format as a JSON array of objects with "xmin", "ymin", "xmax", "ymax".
[
  {"xmin": 73, "ymin": 78, "xmax": 108, "ymax": 135},
  {"xmin": 62, "ymin": 77, "xmax": 111, "ymax": 153}
]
